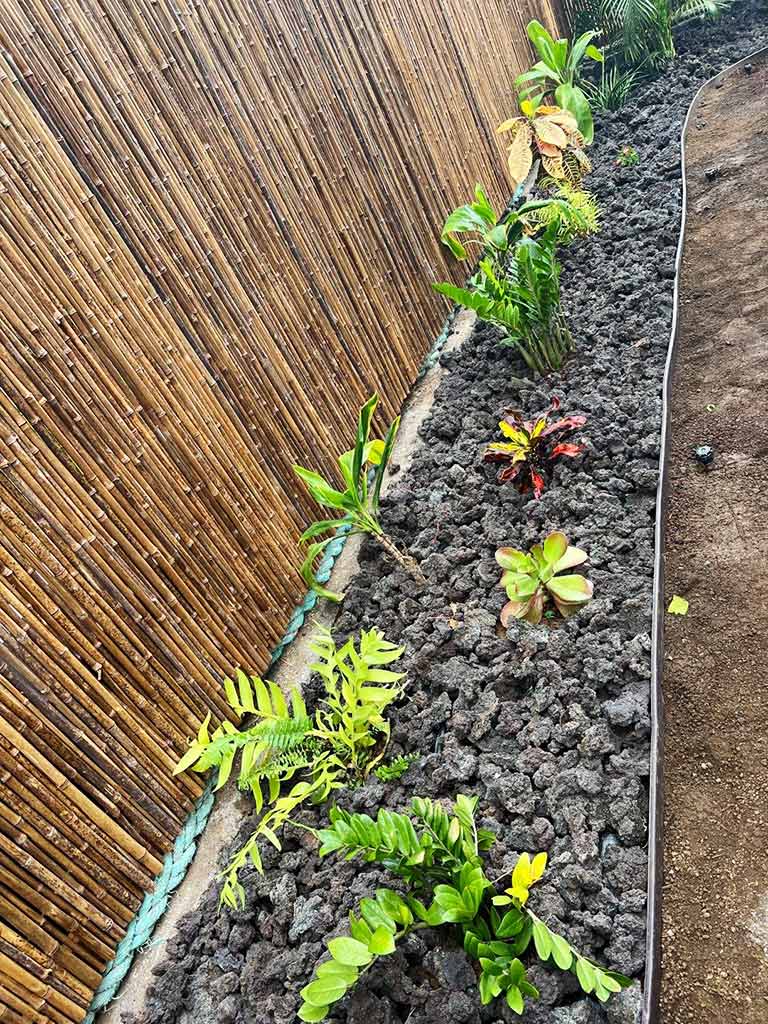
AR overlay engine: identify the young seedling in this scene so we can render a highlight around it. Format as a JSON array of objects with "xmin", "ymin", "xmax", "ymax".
[
  {"xmin": 483, "ymin": 397, "xmax": 587, "ymax": 497},
  {"xmin": 294, "ymin": 393, "xmax": 425, "ymax": 600},
  {"xmin": 297, "ymin": 795, "xmax": 632, "ymax": 1021},
  {"xmin": 440, "ymin": 183, "xmax": 596, "ymax": 262},
  {"xmin": 615, "ymin": 144, "xmax": 639, "ymax": 167},
  {"xmin": 496, "ymin": 530, "xmax": 593, "ymax": 626},
  {"xmin": 434, "ymin": 223, "xmax": 571, "ymax": 376}
]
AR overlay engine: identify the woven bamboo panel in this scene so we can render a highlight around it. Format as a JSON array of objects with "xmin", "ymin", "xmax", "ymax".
[{"xmin": 0, "ymin": 0, "xmax": 564, "ymax": 1019}]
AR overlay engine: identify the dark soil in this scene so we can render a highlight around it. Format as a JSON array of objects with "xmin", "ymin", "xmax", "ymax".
[
  {"xmin": 131, "ymin": 7, "xmax": 768, "ymax": 1024},
  {"xmin": 659, "ymin": 51, "xmax": 768, "ymax": 1024}
]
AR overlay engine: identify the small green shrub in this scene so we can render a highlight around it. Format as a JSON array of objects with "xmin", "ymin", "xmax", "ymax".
[
  {"xmin": 569, "ymin": 0, "xmax": 731, "ymax": 68},
  {"xmin": 616, "ymin": 144, "xmax": 640, "ymax": 167},
  {"xmin": 515, "ymin": 20, "xmax": 604, "ymax": 143},
  {"xmin": 484, "ymin": 397, "xmax": 587, "ymax": 497},
  {"xmin": 496, "ymin": 530, "xmax": 593, "ymax": 625},
  {"xmin": 294, "ymin": 393, "xmax": 425, "ymax": 601},
  {"xmin": 173, "ymin": 627, "xmax": 405, "ymax": 908},
  {"xmin": 298, "ymin": 795, "xmax": 632, "ymax": 1020},
  {"xmin": 583, "ymin": 62, "xmax": 641, "ymax": 111},
  {"xmin": 374, "ymin": 752, "xmax": 418, "ymax": 782},
  {"xmin": 434, "ymin": 223, "xmax": 571, "ymax": 376}
]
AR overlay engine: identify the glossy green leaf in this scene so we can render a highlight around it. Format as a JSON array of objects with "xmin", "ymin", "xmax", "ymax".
[
  {"xmin": 328, "ymin": 936, "xmax": 373, "ymax": 967},
  {"xmin": 300, "ymin": 978, "xmax": 347, "ymax": 1007},
  {"xmin": 368, "ymin": 926, "xmax": 396, "ymax": 955}
]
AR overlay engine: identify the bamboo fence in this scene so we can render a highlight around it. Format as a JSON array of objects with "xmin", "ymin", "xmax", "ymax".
[{"xmin": 0, "ymin": 0, "xmax": 564, "ymax": 1018}]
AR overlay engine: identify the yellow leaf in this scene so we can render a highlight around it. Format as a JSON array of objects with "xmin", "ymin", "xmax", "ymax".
[
  {"xmin": 520, "ymin": 98, "xmax": 535, "ymax": 117},
  {"xmin": 510, "ymin": 884, "xmax": 530, "ymax": 904},
  {"xmin": 531, "ymin": 851, "xmax": 548, "ymax": 881},
  {"xmin": 512, "ymin": 852, "xmax": 532, "ymax": 890},
  {"xmin": 506, "ymin": 126, "xmax": 533, "ymax": 189},
  {"xmin": 542, "ymin": 153, "xmax": 565, "ymax": 180},
  {"xmin": 534, "ymin": 119, "xmax": 567, "ymax": 148},
  {"xmin": 196, "ymin": 711, "xmax": 212, "ymax": 745},
  {"xmin": 540, "ymin": 108, "xmax": 579, "ymax": 133},
  {"xmin": 498, "ymin": 421, "xmax": 527, "ymax": 442},
  {"xmin": 497, "ymin": 116, "xmax": 524, "ymax": 135},
  {"xmin": 668, "ymin": 595, "xmax": 689, "ymax": 615}
]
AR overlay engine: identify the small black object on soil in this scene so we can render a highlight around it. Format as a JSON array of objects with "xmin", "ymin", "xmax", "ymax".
[{"xmin": 694, "ymin": 444, "xmax": 715, "ymax": 466}]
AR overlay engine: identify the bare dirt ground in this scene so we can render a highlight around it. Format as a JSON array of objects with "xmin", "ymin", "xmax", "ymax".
[{"xmin": 660, "ymin": 51, "xmax": 768, "ymax": 1024}]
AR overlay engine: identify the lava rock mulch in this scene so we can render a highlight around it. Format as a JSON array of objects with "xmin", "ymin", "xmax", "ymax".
[{"xmin": 134, "ymin": 7, "xmax": 768, "ymax": 1024}]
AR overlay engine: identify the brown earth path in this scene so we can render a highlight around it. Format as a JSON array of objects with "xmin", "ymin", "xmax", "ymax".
[{"xmin": 660, "ymin": 52, "xmax": 768, "ymax": 1024}]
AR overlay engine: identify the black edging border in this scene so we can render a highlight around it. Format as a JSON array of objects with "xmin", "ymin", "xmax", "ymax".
[{"xmin": 644, "ymin": 43, "xmax": 768, "ymax": 1024}]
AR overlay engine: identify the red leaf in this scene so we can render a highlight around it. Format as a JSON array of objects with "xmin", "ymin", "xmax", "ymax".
[
  {"xmin": 550, "ymin": 443, "xmax": 586, "ymax": 459},
  {"xmin": 530, "ymin": 470, "xmax": 546, "ymax": 498},
  {"xmin": 483, "ymin": 450, "xmax": 510, "ymax": 463},
  {"xmin": 498, "ymin": 463, "xmax": 523, "ymax": 483},
  {"xmin": 540, "ymin": 415, "xmax": 587, "ymax": 437}
]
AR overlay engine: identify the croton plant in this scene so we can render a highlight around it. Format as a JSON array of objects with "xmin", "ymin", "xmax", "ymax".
[
  {"xmin": 496, "ymin": 530, "xmax": 593, "ymax": 626},
  {"xmin": 498, "ymin": 100, "xmax": 592, "ymax": 191},
  {"xmin": 483, "ymin": 397, "xmax": 586, "ymax": 498}
]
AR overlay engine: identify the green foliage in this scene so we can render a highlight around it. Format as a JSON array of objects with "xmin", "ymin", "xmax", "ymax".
[
  {"xmin": 299, "ymin": 796, "xmax": 633, "ymax": 1020},
  {"xmin": 374, "ymin": 752, "xmax": 419, "ymax": 782},
  {"xmin": 616, "ymin": 144, "xmax": 639, "ymax": 166},
  {"xmin": 521, "ymin": 180, "xmax": 600, "ymax": 244},
  {"xmin": 496, "ymin": 530, "xmax": 594, "ymax": 626},
  {"xmin": 515, "ymin": 20, "xmax": 604, "ymax": 143},
  {"xmin": 583, "ymin": 61, "xmax": 641, "ymax": 110},
  {"xmin": 434, "ymin": 223, "xmax": 571, "ymax": 376},
  {"xmin": 440, "ymin": 184, "xmax": 596, "ymax": 262},
  {"xmin": 294, "ymin": 393, "xmax": 424, "ymax": 600},
  {"xmin": 173, "ymin": 627, "xmax": 405, "ymax": 908},
  {"xmin": 483, "ymin": 396, "xmax": 587, "ymax": 498},
  {"xmin": 567, "ymin": 0, "xmax": 731, "ymax": 68}
]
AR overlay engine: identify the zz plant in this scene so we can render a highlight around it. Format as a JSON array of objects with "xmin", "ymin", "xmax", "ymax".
[
  {"xmin": 298, "ymin": 795, "xmax": 631, "ymax": 1020},
  {"xmin": 294, "ymin": 393, "xmax": 425, "ymax": 601},
  {"xmin": 515, "ymin": 20, "xmax": 604, "ymax": 143},
  {"xmin": 440, "ymin": 183, "xmax": 595, "ymax": 262},
  {"xmin": 496, "ymin": 530, "xmax": 593, "ymax": 625},
  {"xmin": 484, "ymin": 397, "xmax": 587, "ymax": 497},
  {"xmin": 173, "ymin": 626, "xmax": 405, "ymax": 908},
  {"xmin": 434, "ymin": 223, "xmax": 570, "ymax": 376}
]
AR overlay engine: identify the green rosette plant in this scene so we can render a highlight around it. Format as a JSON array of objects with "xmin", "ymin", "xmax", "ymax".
[{"xmin": 496, "ymin": 530, "xmax": 593, "ymax": 625}]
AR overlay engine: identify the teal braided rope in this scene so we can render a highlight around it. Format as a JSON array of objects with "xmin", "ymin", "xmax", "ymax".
[{"xmin": 84, "ymin": 181, "xmax": 529, "ymax": 1017}]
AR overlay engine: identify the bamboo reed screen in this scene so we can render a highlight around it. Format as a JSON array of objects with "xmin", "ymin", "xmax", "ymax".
[{"xmin": 0, "ymin": 0, "xmax": 564, "ymax": 1018}]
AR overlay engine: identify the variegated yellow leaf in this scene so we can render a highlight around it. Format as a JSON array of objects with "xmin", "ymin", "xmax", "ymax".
[{"xmin": 506, "ymin": 126, "xmax": 533, "ymax": 189}]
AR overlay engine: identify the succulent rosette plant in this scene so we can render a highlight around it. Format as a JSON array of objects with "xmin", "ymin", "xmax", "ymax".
[
  {"xmin": 483, "ymin": 397, "xmax": 586, "ymax": 498},
  {"xmin": 496, "ymin": 530, "xmax": 593, "ymax": 626}
]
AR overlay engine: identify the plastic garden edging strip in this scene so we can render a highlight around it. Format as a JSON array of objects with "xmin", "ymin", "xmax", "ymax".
[{"xmin": 643, "ymin": 45, "xmax": 768, "ymax": 1024}]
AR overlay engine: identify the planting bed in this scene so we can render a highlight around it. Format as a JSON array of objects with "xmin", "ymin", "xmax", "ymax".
[{"xmin": 129, "ymin": 7, "xmax": 768, "ymax": 1024}]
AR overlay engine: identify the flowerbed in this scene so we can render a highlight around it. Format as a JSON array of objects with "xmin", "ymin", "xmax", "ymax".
[{"xmin": 135, "ymin": 6, "xmax": 768, "ymax": 1024}]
